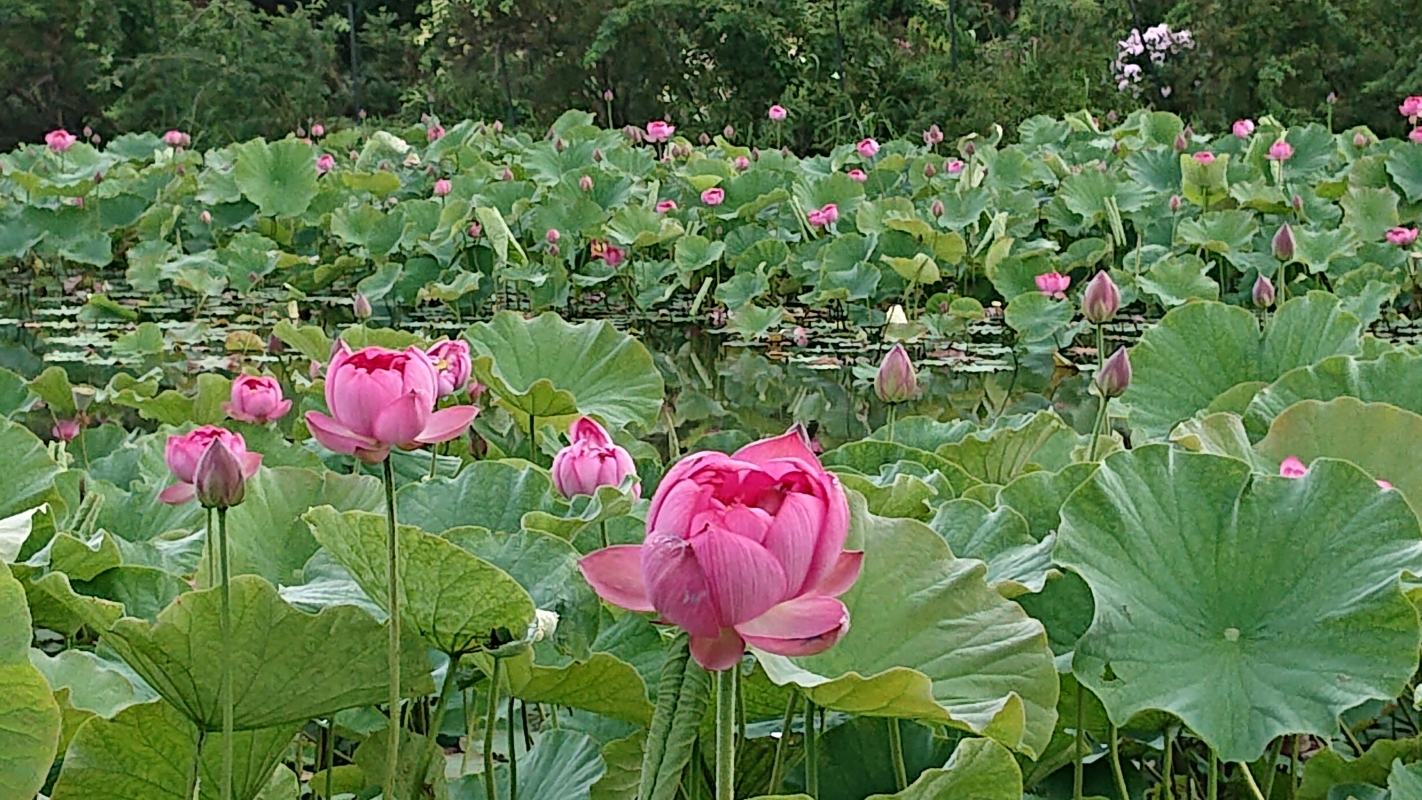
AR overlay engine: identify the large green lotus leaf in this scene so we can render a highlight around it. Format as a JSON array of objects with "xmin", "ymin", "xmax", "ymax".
[
  {"xmin": 589, "ymin": 732, "xmax": 642, "ymax": 800},
  {"xmin": 49, "ymin": 699, "xmax": 299, "ymax": 800},
  {"xmin": 1168, "ymin": 412, "xmax": 1263, "ymax": 468},
  {"xmin": 1056, "ymin": 445, "xmax": 1422, "ymax": 762},
  {"xmin": 756, "ymin": 493, "xmax": 1059, "ymax": 757},
  {"xmin": 92, "ymin": 477, "xmax": 204, "ymax": 542},
  {"xmin": 0, "ymin": 417, "xmax": 63, "ymax": 523},
  {"xmin": 820, "ymin": 441, "xmax": 978, "ymax": 497},
  {"xmin": 233, "ymin": 137, "xmax": 319, "ymax": 217},
  {"xmin": 306, "ymin": 508, "xmax": 536, "ymax": 656},
  {"xmin": 219, "ymin": 467, "xmax": 382, "ymax": 587},
  {"xmin": 30, "ymin": 647, "xmax": 156, "ymax": 750},
  {"xmin": 1244, "ymin": 352, "xmax": 1422, "ymax": 438},
  {"xmin": 464, "ymin": 311, "xmax": 664, "ymax": 431},
  {"xmin": 934, "ymin": 412, "xmax": 1080, "ymax": 484},
  {"xmin": 0, "ymin": 563, "xmax": 61, "ymax": 799},
  {"xmin": 519, "ymin": 483, "xmax": 638, "ymax": 550},
  {"xmin": 996, "ymin": 462, "xmax": 1096, "ymax": 541},
  {"xmin": 502, "ymin": 651, "xmax": 654, "ymax": 725},
  {"xmin": 837, "ymin": 463, "xmax": 943, "ymax": 520},
  {"xmin": 1255, "ymin": 398, "xmax": 1422, "ymax": 508},
  {"xmin": 929, "ymin": 499, "xmax": 1056, "ymax": 597},
  {"xmin": 397, "ymin": 459, "xmax": 564, "ymax": 536},
  {"xmin": 74, "ymin": 564, "xmax": 187, "ymax": 623},
  {"xmin": 866, "ymin": 737, "xmax": 1023, "ymax": 800},
  {"xmin": 450, "ymin": 729, "xmax": 606, "ymax": 800},
  {"xmin": 1122, "ymin": 293, "xmax": 1361, "ymax": 439},
  {"xmin": 1391, "ymin": 760, "xmax": 1422, "ymax": 800},
  {"xmin": 47, "ymin": 573, "xmax": 433, "ymax": 729},
  {"xmin": 1298, "ymin": 737, "xmax": 1422, "ymax": 800}
]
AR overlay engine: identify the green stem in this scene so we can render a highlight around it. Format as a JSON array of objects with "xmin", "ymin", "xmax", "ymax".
[
  {"xmin": 715, "ymin": 668, "xmax": 737, "ymax": 800},
  {"xmin": 189, "ymin": 730, "xmax": 206, "ymax": 800},
  {"xmin": 804, "ymin": 697, "xmax": 820, "ymax": 799},
  {"xmin": 888, "ymin": 719, "xmax": 908, "ymax": 792},
  {"xmin": 323, "ymin": 721, "xmax": 334, "ymax": 800},
  {"xmin": 1089, "ymin": 324, "xmax": 1109, "ymax": 462},
  {"xmin": 1108, "ymin": 724, "xmax": 1129, "ymax": 800},
  {"xmin": 767, "ymin": 690, "xmax": 798, "ymax": 795},
  {"xmin": 887, "ymin": 404, "xmax": 897, "ymax": 445},
  {"xmin": 422, "ymin": 655, "xmax": 462, "ymax": 779},
  {"xmin": 429, "ymin": 444, "xmax": 439, "ymax": 480},
  {"xmin": 484, "ymin": 658, "xmax": 502, "ymax": 800},
  {"xmin": 206, "ymin": 509, "xmax": 217, "ymax": 588},
  {"xmin": 528, "ymin": 414, "xmax": 537, "ymax": 465},
  {"xmin": 1208, "ymin": 750, "xmax": 1218, "ymax": 800},
  {"xmin": 1073, "ymin": 681, "xmax": 1086, "ymax": 800},
  {"xmin": 508, "ymin": 695, "xmax": 519, "ymax": 800},
  {"xmin": 1161, "ymin": 727, "xmax": 1174, "ymax": 800},
  {"xmin": 1261, "ymin": 737, "xmax": 1283, "ymax": 800},
  {"xmin": 1242, "ymin": 759, "xmax": 1268, "ymax": 800},
  {"xmin": 218, "ymin": 508, "xmax": 233, "ymax": 800},
  {"xmin": 1290, "ymin": 735, "xmax": 1300, "ymax": 799},
  {"xmin": 600, "ymin": 520, "xmax": 609, "ymax": 550},
  {"xmin": 382, "ymin": 458, "xmax": 402, "ymax": 800}
]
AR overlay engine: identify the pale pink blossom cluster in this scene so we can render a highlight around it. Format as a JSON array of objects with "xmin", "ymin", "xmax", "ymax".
[{"xmin": 1112, "ymin": 24, "xmax": 1194, "ymax": 97}]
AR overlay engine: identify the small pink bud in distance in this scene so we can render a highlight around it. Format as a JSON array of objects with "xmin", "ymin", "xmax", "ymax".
[
  {"xmin": 546, "ymin": 228, "xmax": 561, "ymax": 244},
  {"xmin": 200, "ymin": 210, "xmax": 213, "ymax": 225},
  {"xmin": 1354, "ymin": 132, "xmax": 1371, "ymax": 148},
  {"xmin": 931, "ymin": 199, "xmax": 945, "ymax": 218},
  {"xmin": 1272, "ymin": 222, "xmax": 1296, "ymax": 261},
  {"xmin": 580, "ymin": 174, "xmax": 594, "ymax": 192},
  {"xmin": 768, "ymin": 105, "xmax": 788, "ymax": 122},
  {"xmin": 352, "ymin": 292, "xmax": 373, "ymax": 320},
  {"xmin": 1253, "ymin": 274, "xmax": 1275, "ymax": 308},
  {"xmin": 433, "ymin": 178, "xmax": 452, "ymax": 197},
  {"xmin": 874, "ymin": 344, "xmax": 917, "ymax": 404},
  {"xmin": 1279, "ymin": 455, "xmax": 1307, "ymax": 479}
]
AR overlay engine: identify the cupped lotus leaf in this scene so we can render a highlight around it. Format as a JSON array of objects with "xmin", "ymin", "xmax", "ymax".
[
  {"xmin": 451, "ymin": 729, "xmax": 606, "ymax": 800},
  {"xmin": 1255, "ymin": 398, "xmax": 1422, "ymax": 509},
  {"xmin": 0, "ymin": 417, "xmax": 63, "ymax": 523},
  {"xmin": 31, "ymin": 647, "xmax": 155, "ymax": 749},
  {"xmin": 49, "ymin": 699, "xmax": 299, "ymax": 800},
  {"xmin": 1244, "ymin": 352, "xmax": 1422, "ymax": 438},
  {"xmin": 0, "ymin": 563, "xmax": 62, "ymax": 799},
  {"xmin": 929, "ymin": 499, "xmax": 1057, "ymax": 597},
  {"xmin": 1056, "ymin": 445, "xmax": 1422, "ymax": 762},
  {"xmin": 520, "ymin": 483, "xmax": 638, "ymax": 548},
  {"xmin": 397, "ymin": 459, "xmax": 564, "ymax": 536},
  {"xmin": 866, "ymin": 737, "xmax": 1023, "ymax": 800},
  {"xmin": 305, "ymin": 507, "xmax": 537, "ymax": 656},
  {"xmin": 233, "ymin": 137, "xmax": 319, "ymax": 217},
  {"xmin": 46, "ymin": 572, "xmax": 433, "ymax": 730},
  {"xmin": 1169, "ymin": 412, "xmax": 1262, "ymax": 467},
  {"xmin": 820, "ymin": 440, "xmax": 977, "ymax": 497},
  {"xmin": 1296, "ymin": 737, "xmax": 1422, "ymax": 800},
  {"xmin": 502, "ymin": 651, "xmax": 654, "ymax": 725},
  {"xmin": 996, "ymin": 462, "xmax": 1096, "ymax": 540},
  {"xmin": 934, "ymin": 411, "xmax": 1079, "ymax": 484},
  {"xmin": 1122, "ymin": 293, "xmax": 1361, "ymax": 439},
  {"xmin": 464, "ymin": 311, "xmax": 664, "ymax": 431},
  {"xmin": 756, "ymin": 493, "xmax": 1058, "ymax": 757}
]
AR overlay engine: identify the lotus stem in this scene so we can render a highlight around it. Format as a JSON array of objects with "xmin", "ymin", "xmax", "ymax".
[
  {"xmin": 1073, "ymin": 681, "xmax": 1085, "ymax": 800},
  {"xmin": 888, "ymin": 719, "xmax": 908, "ymax": 792},
  {"xmin": 1207, "ymin": 749, "xmax": 1218, "ymax": 800},
  {"xmin": 1089, "ymin": 325, "xmax": 1109, "ymax": 462},
  {"xmin": 323, "ymin": 720, "xmax": 334, "ymax": 800},
  {"xmin": 383, "ymin": 458, "xmax": 402, "ymax": 800},
  {"xmin": 484, "ymin": 657, "xmax": 502, "ymax": 800},
  {"xmin": 767, "ymin": 690, "xmax": 798, "ymax": 795},
  {"xmin": 423, "ymin": 656, "xmax": 462, "ymax": 782},
  {"xmin": 218, "ymin": 507, "xmax": 234, "ymax": 800},
  {"xmin": 1109, "ymin": 723, "xmax": 1129, "ymax": 800},
  {"xmin": 887, "ymin": 404, "xmax": 897, "ymax": 445},
  {"xmin": 1261, "ymin": 737, "xmax": 1284, "ymax": 800},
  {"xmin": 1242, "ymin": 759, "xmax": 1268, "ymax": 800},
  {"xmin": 715, "ymin": 667, "xmax": 737, "ymax": 800},
  {"xmin": 1161, "ymin": 726, "xmax": 1175, "ymax": 800},
  {"xmin": 805, "ymin": 697, "xmax": 820, "ymax": 798}
]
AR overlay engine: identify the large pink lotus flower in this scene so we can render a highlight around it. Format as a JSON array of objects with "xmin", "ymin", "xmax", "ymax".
[
  {"xmin": 222, "ymin": 374, "xmax": 292, "ymax": 424},
  {"xmin": 305, "ymin": 344, "xmax": 479, "ymax": 464},
  {"xmin": 768, "ymin": 105, "xmax": 788, "ymax": 122},
  {"xmin": 578, "ymin": 427, "xmax": 862, "ymax": 671},
  {"xmin": 1232, "ymin": 119, "xmax": 1255, "ymax": 138},
  {"xmin": 426, "ymin": 339, "xmax": 472, "ymax": 398},
  {"xmin": 45, "ymin": 130, "xmax": 78, "ymax": 153},
  {"xmin": 1386, "ymin": 227, "xmax": 1419, "ymax": 247},
  {"xmin": 1036, "ymin": 271, "xmax": 1071, "ymax": 299},
  {"xmin": 552, "ymin": 417, "xmax": 640, "ymax": 499},
  {"xmin": 646, "ymin": 121, "xmax": 675, "ymax": 143},
  {"xmin": 1266, "ymin": 141, "xmax": 1294, "ymax": 161},
  {"xmin": 160, "ymin": 426, "xmax": 261, "ymax": 505},
  {"xmin": 1401, "ymin": 96, "xmax": 1422, "ymax": 122},
  {"xmin": 316, "ymin": 153, "xmax": 336, "ymax": 174},
  {"xmin": 701, "ymin": 187, "xmax": 725, "ymax": 206}
]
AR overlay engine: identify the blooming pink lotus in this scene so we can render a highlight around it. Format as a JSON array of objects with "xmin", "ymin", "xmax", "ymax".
[
  {"xmin": 160, "ymin": 426, "xmax": 262, "ymax": 505},
  {"xmin": 646, "ymin": 121, "xmax": 675, "ymax": 143},
  {"xmin": 1401, "ymin": 96, "xmax": 1422, "ymax": 122},
  {"xmin": 923, "ymin": 124, "xmax": 944, "ymax": 146},
  {"xmin": 426, "ymin": 339, "xmax": 472, "ymax": 398},
  {"xmin": 311, "ymin": 124, "xmax": 325, "ymax": 137},
  {"xmin": 1036, "ymin": 271, "xmax": 1071, "ymax": 299},
  {"xmin": 316, "ymin": 153, "xmax": 336, "ymax": 174},
  {"xmin": 1386, "ymin": 227, "xmax": 1419, "ymax": 247},
  {"xmin": 847, "ymin": 169, "xmax": 867, "ymax": 183},
  {"xmin": 590, "ymin": 240, "xmax": 626, "ymax": 268},
  {"xmin": 857, "ymin": 138, "xmax": 880, "ymax": 159},
  {"xmin": 701, "ymin": 187, "xmax": 725, "ymax": 206},
  {"xmin": 1232, "ymin": 119, "xmax": 1255, "ymax": 138},
  {"xmin": 1411, "ymin": 128, "xmax": 1422, "ymax": 144},
  {"xmin": 1266, "ymin": 141, "xmax": 1294, "ymax": 161},
  {"xmin": 164, "ymin": 130, "xmax": 190, "ymax": 148},
  {"xmin": 768, "ymin": 105, "xmax": 788, "ymax": 122},
  {"xmin": 45, "ymin": 130, "xmax": 78, "ymax": 153},
  {"xmin": 433, "ymin": 179, "xmax": 452, "ymax": 198},
  {"xmin": 223, "ymin": 375, "xmax": 292, "ymax": 424},
  {"xmin": 305, "ymin": 345, "xmax": 479, "ymax": 464},
  {"xmin": 552, "ymin": 417, "xmax": 640, "ymax": 499},
  {"xmin": 1192, "ymin": 151, "xmax": 1215, "ymax": 165},
  {"xmin": 946, "ymin": 159, "xmax": 964, "ymax": 174},
  {"xmin": 807, "ymin": 203, "xmax": 839, "ymax": 228},
  {"xmin": 52, "ymin": 419, "xmax": 81, "ymax": 442},
  {"xmin": 427, "ymin": 125, "xmax": 446, "ymax": 143},
  {"xmin": 656, "ymin": 200, "xmax": 678, "ymax": 213},
  {"xmin": 579, "ymin": 427, "xmax": 861, "ymax": 670},
  {"xmin": 734, "ymin": 156, "xmax": 750, "ymax": 172}
]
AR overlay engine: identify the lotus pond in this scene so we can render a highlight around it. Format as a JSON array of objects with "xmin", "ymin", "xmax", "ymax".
[{"xmin": 4, "ymin": 107, "xmax": 1422, "ymax": 800}]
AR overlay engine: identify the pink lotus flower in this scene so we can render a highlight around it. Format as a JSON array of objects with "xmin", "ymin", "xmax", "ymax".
[
  {"xmin": 311, "ymin": 124, "xmax": 325, "ymax": 137},
  {"xmin": 467, "ymin": 222, "xmax": 482, "ymax": 238},
  {"xmin": 923, "ymin": 124, "xmax": 944, "ymax": 145},
  {"xmin": 656, "ymin": 200, "xmax": 678, "ymax": 213},
  {"xmin": 734, "ymin": 156, "xmax": 750, "ymax": 171},
  {"xmin": 427, "ymin": 125, "xmax": 446, "ymax": 143},
  {"xmin": 1266, "ymin": 141, "xmax": 1294, "ymax": 161},
  {"xmin": 580, "ymin": 174, "xmax": 594, "ymax": 192},
  {"xmin": 164, "ymin": 130, "xmax": 190, "ymax": 148},
  {"xmin": 1387, "ymin": 227, "xmax": 1419, "ymax": 247},
  {"xmin": 222, "ymin": 374, "xmax": 292, "ymax": 424},
  {"xmin": 1232, "ymin": 119, "xmax": 1255, "ymax": 138},
  {"xmin": 316, "ymin": 153, "xmax": 336, "ymax": 174},
  {"xmin": 847, "ymin": 169, "xmax": 867, "ymax": 183},
  {"xmin": 1036, "ymin": 271, "xmax": 1071, "ymax": 299},
  {"xmin": 578, "ymin": 427, "xmax": 861, "ymax": 670},
  {"xmin": 946, "ymin": 159, "xmax": 964, "ymax": 174},
  {"xmin": 875, "ymin": 344, "xmax": 917, "ymax": 403},
  {"xmin": 1192, "ymin": 151, "xmax": 1215, "ymax": 165},
  {"xmin": 792, "ymin": 326, "xmax": 809, "ymax": 347},
  {"xmin": 45, "ymin": 130, "xmax": 78, "ymax": 153},
  {"xmin": 768, "ymin": 105, "xmax": 788, "ymax": 122},
  {"xmin": 200, "ymin": 210, "xmax": 213, "ymax": 225},
  {"xmin": 590, "ymin": 240, "xmax": 626, "ymax": 268},
  {"xmin": 1411, "ymin": 128, "xmax": 1422, "ymax": 144},
  {"xmin": 1401, "ymin": 96, "xmax": 1422, "ymax": 121},
  {"xmin": 646, "ymin": 121, "xmax": 675, "ymax": 143},
  {"xmin": 426, "ymin": 339, "xmax": 472, "ymax": 398},
  {"xmin": 701, "ymin": 187, "xmax": 725, "ymax": 206},
  {"xmin": 1280, "ymin": 455, "xmax": 1391, "ymax": 489},
  {"xmin": 160, "ymin": 427, "xmax": 262, "ymax": 505},
  {"xmin": 52, "ymin": 419, "xmax": 81, "ymax": 442},
  {"xmin": 433, "ymin": 179, "xmax": 452, "ymax": 198},
  {"xmin": 807, "ymin": 203, "xmax": 839, "ymax": 228},
  {"xmin": 857, "ymin": 138, "xmax": 880, "ymax": 159},
  {"xmin": 305, "ymin": 345, "xmax": 479, "ymax": 464},
  {"xmin": 552, "ymin": 417, "xmax": 640, "ymax": 499},
  {"xmin": 546, "ymin": 228, "xmax": 561, "ymax": 244}
]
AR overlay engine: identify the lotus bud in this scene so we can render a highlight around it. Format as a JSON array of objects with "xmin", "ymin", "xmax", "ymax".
[
  {"xmin": 1174, "ymin": 133, "xmax": 1187, "ymax": 152},
  {"xmin": 194, "ymin": 437, "xmax": 248, "ymax": 509},
  {"xmin": 1272, "ymin": 222, "xmax": 1295, "ymax": 261},
  {"xmin": 1252, "ymin": 274, "xmax": 1275, "ymax": 308},
  {"xmin": 94, "ymin": 171, "xmax": 103, "ymax": 183},
  {"xmin": 752, "ymin": 147, "xmax": 761, "ymax": 160},
  {"xmin": 734, "ymin": 156, "xmax": 750, "ymax": 171},
  {"xmin": 874, "ymin": 344, "xmax": 918, "ymax": 404},
  {"xmin": 593, "ymin": 148, "xmax": 603, "ymax": 161},
  {"xmin": 724, "ymin": 125, "xmax": 734, "ymax": 139},
  {"xmin": 468, "ymin": 222, "xmax": 482, "ymax": 238},
  {"xmin": 546, "ymin": 228, "xmax": 561, "ymax": 245},
  {"xmin": 295, "ymin": 126, "xmax": 306, "ymax": 138},
  {"xmin": 549, "ymin": 243, "xmax": 559, "ymax": 257},
  {"xmin": 963, "ymin": 141, "xmax": 976, "ymax": 156},
  {"xmin": 267, "ymin": 335, "xmax": 285, "ymax": 355},
  {"xmin": 71, "ymin": 385, "xmax": 96, "ymax": 412},
  {"xmin": 1291, "ymin": 194, "xmax": 1303, "ymax": 211},
  {"xmin": 200, "ymin": 210, "xmax": 213, "ymax": 225},
  {"xmin": 493, "ymin": 120, "xmax": 503, "ymax": 133},
  {"xmin": 52, "ymin": 419, "xmax": 81, "ymax": 443},
  {"xmin": 924, "ymin": 162, "xmax": 936, "ymax": 178},
  {"xmin": 1096, "ymin": 347, "xmax": 1132, "ymax": 398},
  {"xmin": 83, "ymin": 125, "xmax": 93, "ymax": 138},
  {"xmin": 502, "ymin": 168, "xmax": 515, "ymax": 181},
  {"xmin": 603, "ymin": 89, "xmax": 614, "ymax": 102},
  {"xmin": 352, "ymin": 292, "xmax": 372, "ymax": 320},
  {"xmin": 1354, "ymin": 132, "xmax": 1370, "ymax": 148},
  {"xmin": 311, "ymin": 124, "xmax": 325, "ymax": 137},
  {"xmin": 433, "ymin": 178, "xmax": 452, "ymax": 197},
  {"xmin": 699, "ymin": 132, "xmax": 711, "ymax": 145},
  {"xmin": 579, "ymin": 174, "xmax": 594, "ymax": 192},
  {"xmin": 1082, "ymin": 271, "xmax": 1121, "ymax": 325},
  {"xmin": 1169, "ymin": 195, "xmax": 1182, "ymax": 212},
  {"xmin": 931, "ymin": 199, "xmax": 945, "ymax": 218},
  {"xmin": 556, "ymin": 138, "xmax": 566, "ymax": 152}
]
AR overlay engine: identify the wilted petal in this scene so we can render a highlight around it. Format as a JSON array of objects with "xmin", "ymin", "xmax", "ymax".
[
  {"xmin": 812, "ymin": 550, "xmax": 864, "ymax": 597},
  {"xmin": 158, "ymin": 482, "xmax": 197, "ymax": 505},
  {"xmin": 415, "ymin": 404, "xmax": 479, "ymax": 444},
  {"xmin": 371, "ymin": 391, "xmax": 431, "ymax": 446},
  {"xmin": 578, "ymin": 546, "xmax": 655, "ymax": 612},
  {"xmin": 690, "ymin": 628, "xmax": 747, "ymax": 671},
  {"xmin": 737, "ymin": 595, "xmax": 850, "ymax": 657},
  {"xmin": 305, "ymin": 411, "xmax": 376, "ymax": 455},
  {"xmin": 689, "ymin": 523, "xmax": 788, "ymax": 627},
  {"xmin": 643, "ymin": 532, "xmax": 720, "ymax": 638}
]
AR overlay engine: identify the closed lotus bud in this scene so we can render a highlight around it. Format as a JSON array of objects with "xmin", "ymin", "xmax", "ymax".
[
  {"xmin": 699, "ymin": 132, "xmax": 711, "ymax": 145},
  {"xmin": 1174, "ymin": 134, "xmax": 1187, "ymax": 152},
  {"xmin": 874, "ymin": 344, "xmax": 918, "ymax": 404},
  {"xmin": 931, "ymin": 199, "xmax": 945, "ymax": 217},
  {"xmin": 194, "ymin": 437, "xmax": 247, "ymax": 509},
  {"xmin": 467, "ymin": 222, "xmax": 482, "ymax": 238},
  {"xmin": 580, "ymin": 174, "xmax": 594, "ymax": 192},
  {"xmin": 549, "ymin": 243, "xmax": 560, "ymax": 257},
  {"xmin": 593, "ymin": 148, "xmax": 603, "ymax": 161},
  {"xmin": 556, "ymin": 138, "xmax": 566, "ymax": 152},
  {"xmin": 1291, "ymin": 194, "xmax": 1303, "ymax": 211},
  {"xmin": 924, "ymin": 162, "xmax": 936, "ymax": 178},
  {"xmin": 1354, "ymin": 132, "xmax": 1370, "ymax": 148},
  {"xmin": 502, "ymin": 168, "xmax": 514, "ymax": 181},
  {"xmin": 724, "ymin": 125, "xmax": 734, "ymax": 139},
  {"xmin": 735, "ymin": 156, "xmax": 750, "ymax": 171},
  {"xmin": 493, "ymin": 120, "xmax": 503, "ymax": 133},
  {"xmin": 963, "ymin": 141, "xmax": 976, "ymax": 156},
  {"xmin": 1082, "ymin": 271, "xmax": 1120, "ymax": 324},
  {"xmin": 352, "ymin": 292, "xmax": 372, "ymax": 320},
  {"xmin": 1253, "ymin": 274, "xmax": 1276, "ymax": 308},
  {"xmin": 94, "ymin": 171, "xmax": 103, "ymax": 183},
  {"xmin": 1272, "ymin": 222, "xmax": 1296, "ymax": 261},
  {"xmin": 200, "ymin": 210, "xmax": 213, "ymax": 225},
  {"xmin": 1169, "ymin": 195, "xmax": 1182, "ymax": 212},
  {"xmin": 603, "ymin": 89, "xmax": 614, "ymax": 102},
  {"xmin": 546, "ymin": 228, "xmax": 561, "ymax": 244},
  {"xmin": 1096, "ymin": 347, "xmax": 1132, "ymax": 398}
]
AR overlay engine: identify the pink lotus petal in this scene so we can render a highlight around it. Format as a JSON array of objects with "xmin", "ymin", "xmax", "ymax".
[
  {"xmin": 240, "ymin": 452, "xmax": 263, "ymax": 478},
  {"xmin": 761, "ymin": 491, "xmax": 824, "ymax": 592},
  {"xmin": 370, "ymin": 391, "xmax": 431, "ymax": 446},
  {"xmin": 415, "ymin": 404, "xmax": 479, "ymax": 444},
  {"xmin": 159, "ymin": 483, "xmax": 197, "ymax": 505},
  {"xmin": 1279, "ymin": 455, "xmax": 1308, "ymax": 479},
  {"xmin": 1378, "ymin": 479, "xmax": 1393, "ymax": 490},
  {"xmin": 737, "ymin": 595, "xmax": 850, "ymax": 656},
  {"xmin": 305, "ymin": 411, "xmax": 377, "ymax": 455},
  {"xmin": 690, "ymin": 628, "xmax": 747, "ymax": 671},
  {"xmin": 578, "ymin": 546, "xmax": 656, "ymax": 612},
  {"xmin": 642, "ymin": 532, "xmax": 720, "ymax": 638},
  {"xmin": 733, "ymin": 425, "xmax": 818, "ymax": 467},
  {"xmin": 689, "ymin": 522, "xmax": 789, "ymax": 626},
  {"xmin": 812, "ymin": 550, "xmax": 864, "ymax": 597}
]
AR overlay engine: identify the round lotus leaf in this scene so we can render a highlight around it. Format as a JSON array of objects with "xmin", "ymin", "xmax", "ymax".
[{"xmin": 1245, "ymin": 352, "xmax": 1422, "ymax": 438}]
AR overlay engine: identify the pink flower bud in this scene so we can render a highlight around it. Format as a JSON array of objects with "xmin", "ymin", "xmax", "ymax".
[
  {"xmin": 353, "ymin": 292, "xmax": 373, "ymax": 319},
  {"xmin": 734, "ymin": 156, "xmax": 750, "ymax": 171},
  {"xmin": 1279, "ymin": 455, "xmax": 1307, "ymax": 479},
  {"xmin": 724, "ymin": 125, "xmax": 735, "ymax": 139},
  {"xmin": 946, "ymin": 159, "xmax": 964, "ymax": 174},
  {"xmin": 874, "ymin": 344, "xmax": 917, "ymax": 404},
  {"xmin": 768, "ymin": 105, "xmax": 788, "ymax": 122},
  {"xmin": 1174, "ymin": 134, "xmax": 1187, "ymax": 152},
  {"xmin": 200, "ymin": 210, "xmax": 213, "ymax": 225},
  {"xmin": 160, "ymin": 427, "xmax": 260, "ymax": 506},
  {"xmin": 847, "ymin": 169, "xmax": 867, "ymax": 183},
  {"xmin": 656, "ymin": 200, "xmax": 678, "ymax": 213},
  {"xmin": 546, "ymin": 228, "xmax": 561, "ymax": 244},
  {"xmin": 52, "ymin": 419, "xmax": 81, "ymax": 443},
  {"xmin": 552, "ymin": 417, "xmax": 640, "ymax": 499},
  {"xmin": 701, "ymin": 187, "xmax": 725, "ymax": 206},
  {"xmin": 1169, "ymin": 195, "xmax": 1182, "ymax": 212},
  {"xmin": 1292, "ymin": 194, "xmax": 1304, "ymax": 211},
  {"xmin": 1096, "ymin": 347, "xmax": 1132, "ymax": 398},
  {"xmin": 923, "ymin": 124, "xmax": 944, "ymax": 145},
  {"xmin": 923, "ymin": 162, "xmax": 937, "ymax": 178},
  {"xmin": 1354, "ymin": 132, "xmax": 1371, "ymax": 148},
  {"xmin": 1232, "ymin": 119, "xmax": 1255, "ymax": 138},
  {"xmin": 549, "ymin": 243, "xmax": 560, "ymax": 257},
  {"xmin": 1193, "ymin": 151, "xmax": 1215, "ymax": 165},
  {"xmin": 1400, "ymin": 96, "xmax": 1422, "ymax": 121},
  {"xmin": 316, "ymin": 153, "xmax": 336, "ymax": 174},
  {"xmin": 1082, "ymin": 271, "xmax": 1120, "ymax": 324},
  {"xmin": 164, "ymin": 130, "xmax": 190, "ymax": 148},
  {"xmin": 427, "ymin": 124, "xmax": 446, "ymax": 142},
  {"xmin": 1411, "ymin": 128, "xmax": 1422, "ymax": 144},
  {"xmin": 593, "ymin": 149, "xmax": 603, "ymax": 161},
  {"xmin": 1266, "ymin": 140, "xmax": 1294, "ymax": 161},
  {"xmin": 963, "ymin": 141, "xmax": 976, "ymax": 156},
  {"xmin": 222, "ymin": 374, "xmax": 292, "ymax": 424},
  {"xmin": 1386, "ymin": 227, "xmax": 1419, "ymax": 247},
  {"xmin": 1035, "ymin": 271, "xmax": 1071, "ymax": 299},
  {"xmin": 1253, "ymin": 274, "xmax": 1275, "ymax": 308},
  {"xmin": 194, "ymin": 435, "xmax": 249, "ymax": 509},
  {"xmin": 502, "ymin": 168, "xmax": 515, "ymax": 181},
  {"xmin": 792, "ymin": 326, "xmax": 809, "ymax": 347},
  {"xmin": 856, "ymin": 138, "xmax": 880, "ymax": 159},
  {"xmin": 603, "ymin": 89, "xmax": 614, "ymax": 101},
  {"xmin": 1272, "ymin": 222, "xmax": 1296, "ymax": 261},
  {"xmin": 433, "ymin": 179, "xmax": 452, "ymax": 197},
  {"xmin": 931, "ymin": 199, "xmax": 944, "ymax": 218},
  {"xmin": 646, "ymin": 120, "xmax": 675, "ymax": 143},
  {"xmin": 45, "ymin": 129, "xmax": 78, "ymax": 153},
  {"xmin": 699, "ymin": 132, "xmax": 711, "ymax": 145},
  {"xmin": 468, "ymin": 222, "xmax": 482, "ymax": 238},
  {"xmin": 492, "ymin": 120, "xmax": 503, "ymax": 133},
  {"xmin": 556, "ymin": 138, "xmax": 566, "ymax": 152},
  {"xmin": 580, "ymin": 174, "xmax": 594, "ymax": 192},
  {"xmin": 311, "ymin": 124, "xmax": 325, "ymax": 137}
]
